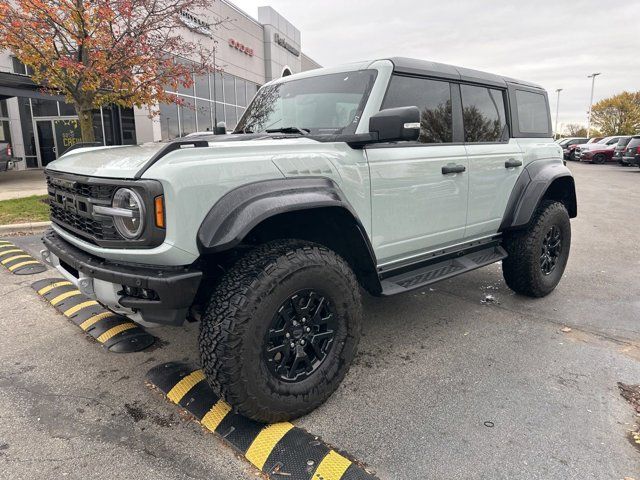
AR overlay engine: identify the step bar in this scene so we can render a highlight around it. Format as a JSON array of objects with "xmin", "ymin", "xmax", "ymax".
[{"xmin": 380, "ymin": 245, "xmax": 507, "ymax": 296}]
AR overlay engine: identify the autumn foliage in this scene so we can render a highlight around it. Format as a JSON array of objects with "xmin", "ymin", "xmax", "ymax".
[{"xmin": 0, "ymin": 0, "xmax": 220, "ymax": 141}]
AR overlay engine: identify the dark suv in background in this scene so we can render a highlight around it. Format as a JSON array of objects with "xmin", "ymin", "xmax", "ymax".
[
  {"xmin": 614, "ymin": 136, "xmax": 633, "ymax": 165},
  {"xmin": 0, "ymin": 142, "xmax": 14, "ymax": 172},
  {"xmin": 622, "ymin": 136, "xmax": 640, "ymax": 166}
]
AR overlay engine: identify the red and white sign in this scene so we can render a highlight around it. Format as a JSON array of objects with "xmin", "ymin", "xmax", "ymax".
[{"xmin": 228, "ymin": 38, "xmax": 254, "ymax": 57}]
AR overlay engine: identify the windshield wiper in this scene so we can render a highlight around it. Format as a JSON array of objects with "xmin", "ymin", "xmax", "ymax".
[{"xmin": 265, "ymin": 126, "xmax": 310, "ymax": 135}]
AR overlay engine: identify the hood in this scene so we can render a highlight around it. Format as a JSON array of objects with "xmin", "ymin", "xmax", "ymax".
[
  {"xmin": 46, "ymin": 144, "xmax": 166, "ymax": 178},
  {"xmin": 44, "ymin": 133, "xmax": 291, "ymax": 179}
]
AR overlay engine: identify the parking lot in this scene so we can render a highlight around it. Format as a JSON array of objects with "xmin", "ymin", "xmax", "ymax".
[{"xmin": 0, "ymin": 161, "xmax": 639, "ymax": 479}]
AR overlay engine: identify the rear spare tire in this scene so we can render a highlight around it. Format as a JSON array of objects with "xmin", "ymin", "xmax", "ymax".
[{"xmin": 199, "ymin": 239, "xmax": 362, "ymax": 423}]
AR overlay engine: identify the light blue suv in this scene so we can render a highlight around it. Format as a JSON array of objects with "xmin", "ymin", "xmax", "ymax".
[{"xmin": 42, "ymin": 58, "xmax": 576, "ymax": 422}]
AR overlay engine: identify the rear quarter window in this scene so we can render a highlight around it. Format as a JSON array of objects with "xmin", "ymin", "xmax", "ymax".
[
  {"xmin": 515, "ymin": 90, "xmax": 550, "ymax": 135},
  {"xmin": 627, "ymin": 138, "xmax": 640, "ymax": 148}
]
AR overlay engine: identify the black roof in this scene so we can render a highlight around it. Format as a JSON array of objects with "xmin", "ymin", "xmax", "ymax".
[{"xmin": 387, "ymin": 57, "xmax": 544, "ymax": 90}]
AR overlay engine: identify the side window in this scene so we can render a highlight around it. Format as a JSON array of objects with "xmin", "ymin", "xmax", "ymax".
[
  {"xmin": 515, "ymin": 90, "xmax": 550, "ymax": 135},
  {"xmin": 461, "ymin": 85, "xmax": 507, "ymax": 142},
  {"xmin": 382, "ymin": 75, "xmax": 452, "ymax": 143}
]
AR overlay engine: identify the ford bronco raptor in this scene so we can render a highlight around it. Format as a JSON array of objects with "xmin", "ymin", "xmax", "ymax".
[{"xmin": 42, "ymin": 58, "xmax": 576, "ymax": 423}]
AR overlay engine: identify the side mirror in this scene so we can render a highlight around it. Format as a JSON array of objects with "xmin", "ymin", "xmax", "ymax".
[{"xmin": 369, "ymin": 106, "xmax": 420, "ymax": 143}]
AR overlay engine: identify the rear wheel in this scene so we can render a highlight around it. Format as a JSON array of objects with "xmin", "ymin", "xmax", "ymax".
[
  {"xmin": 502, "ymin": 201, "xmax": 571, "ymax": 297},
  {"xmin": 593, "ymin": 153, "xmax": 607, "ymax": 164},
  {"xmin": 199, "ymin": 239, "xmax": 362, "ymax": 423}
]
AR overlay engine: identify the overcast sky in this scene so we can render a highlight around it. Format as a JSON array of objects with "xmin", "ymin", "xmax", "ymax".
[{"xmin": 231, "ymin": 0, "xmax": 640, "ymax": 132}]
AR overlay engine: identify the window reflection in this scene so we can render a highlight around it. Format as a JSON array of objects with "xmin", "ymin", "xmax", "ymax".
[{"xmin": 461, "ymin": 85, "xmax": 507, "ymax": 142}]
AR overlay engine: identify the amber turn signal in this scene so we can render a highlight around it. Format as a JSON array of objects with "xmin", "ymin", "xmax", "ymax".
[{"xmin": 154, "ymin": 196, "xmax": 165, "ymax": 228}]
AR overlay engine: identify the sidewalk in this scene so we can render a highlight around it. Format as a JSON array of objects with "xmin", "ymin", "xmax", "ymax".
[{"xmin": 0, "ymin": 169, "xmax": 48, "ymax": 201}]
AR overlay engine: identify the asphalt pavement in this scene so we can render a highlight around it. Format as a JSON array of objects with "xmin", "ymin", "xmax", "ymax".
[{"xmin": 0, "ymin": 161, "xmax": 639, "ymax": 479}]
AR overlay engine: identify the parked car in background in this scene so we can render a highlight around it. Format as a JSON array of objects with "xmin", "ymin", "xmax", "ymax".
[
  {"xmin": 0, "ymin": 142, "xmax": 14, "ymax": 172},
  {"xmin": 613, "ymin": 136, "xmax": 633, "ymax": 165},
  {"xmin": 559, "ymin": 137, "xmax": 588, "ymax": 160},
  {"xmin": 575, "ymin": 136, "xmax": 622, "ymax": 163},
  {"xmin": 622, "ymin": 136, "xmax": 640, "ymax": 166}
]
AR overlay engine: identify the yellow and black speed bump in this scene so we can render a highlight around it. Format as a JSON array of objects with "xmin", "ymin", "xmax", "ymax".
[
  {"xmin": 31, "ymin": 277, "xmax": 155, "ymax": 353},
  {"xmin": 146, "ymin": 362, "xmax": 378, "ymax": 480},
  {"xmin": 0, "ymin": 240, "xmax": 47, "ymax": 275}
]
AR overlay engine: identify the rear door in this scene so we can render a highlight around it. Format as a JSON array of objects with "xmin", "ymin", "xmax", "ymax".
[
  {"xmin": 366, "ymin": 75, "xmax": 469, "ymax": 265},
  {"xmin": 463, "ymin": 85, "xmax": 524, "ymax": 238}
]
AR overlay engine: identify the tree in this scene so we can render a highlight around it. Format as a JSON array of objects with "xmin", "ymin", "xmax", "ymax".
[
  {"xmin": 565, "ymin": 123, "xmax": 588, "ymax": 137},
  {"xmin": 0, "ymin": 0, "xmax": 221, "ymax": 142},
  {"xmin": 591, "ymin": 91, "xmax": 640, "ymax": 136}
]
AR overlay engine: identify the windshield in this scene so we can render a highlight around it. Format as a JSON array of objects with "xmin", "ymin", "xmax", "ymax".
[{"xmin": 235, "ymin": 70, "xmax": 378, "ymax": 135}]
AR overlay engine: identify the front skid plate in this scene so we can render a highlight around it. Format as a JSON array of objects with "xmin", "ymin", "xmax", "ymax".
[
  {"xmin": 146, "ymin": 362, "xmax": 378, "ymax": 480},
  {"xmin": 31, "ymin": 277, "xmax": 155, "ymax": 353}
]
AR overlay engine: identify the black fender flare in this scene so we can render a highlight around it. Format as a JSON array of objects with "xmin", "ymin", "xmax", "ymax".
[
  {"xmin": 499, "ymin": 159, "xmax": 577, "ymax": 231},
  {"xmin": 197, "ymin": 177, "xmax": 376, "ymax": 259}
]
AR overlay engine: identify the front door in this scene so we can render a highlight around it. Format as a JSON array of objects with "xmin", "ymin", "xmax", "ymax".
[
  {"xmin": 36, "ymin": 120, "xmax": 56, "ymax": 166},
  {"xmin": 459, "ymin": 84, "xmax": 524, "ymax": 238},
  {"xmin": 366, "ymin": 74, "xmax": 469, "ymax": 266}
]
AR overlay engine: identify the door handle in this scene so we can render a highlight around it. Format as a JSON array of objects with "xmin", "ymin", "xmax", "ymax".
[
  {"xmin": 441, "ymin": 164, "xmax": 466, "ymax": 175},
  {"xmin": 505, "ymin": 158, "xmax": 523, "ymax": 168}
]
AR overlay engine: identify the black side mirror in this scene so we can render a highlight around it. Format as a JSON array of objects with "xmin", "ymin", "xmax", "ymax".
[{"xmin": 369, "ymin": 106, "xmax": 420, "ymax": 143}]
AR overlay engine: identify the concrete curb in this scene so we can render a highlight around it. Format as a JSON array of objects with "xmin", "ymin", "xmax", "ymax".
[{"xmin": 0, "ymin": 221, "xmax": 51, "ymax": 236}]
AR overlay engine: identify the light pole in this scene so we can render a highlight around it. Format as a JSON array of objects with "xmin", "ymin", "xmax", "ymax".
[
  {"xmin": 586, "ymin": 72, "xmax": 601, "ymax": 138},
  {"xmin": 554, "ymin": 88, "xmax": 563, "ymax": 139}
]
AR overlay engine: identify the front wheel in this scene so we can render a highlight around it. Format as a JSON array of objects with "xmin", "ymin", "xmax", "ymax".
[
  {"xmin": 199, "ymin": 240, "xmax": 362, "ymax": 423},
  {"xmin": 502, "ymin": 201, "xmax": 571, "ymax": 297},
  {"xmin": 593, "ymin": 153, "xmax": 607, "ymax": 164}
]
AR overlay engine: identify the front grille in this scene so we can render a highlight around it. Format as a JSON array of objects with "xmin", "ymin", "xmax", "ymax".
[{"xmin": 46, "ymin": 173, "xmax": 122, "ymax": 243}]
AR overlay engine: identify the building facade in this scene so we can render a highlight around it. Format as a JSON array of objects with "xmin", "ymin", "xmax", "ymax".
[{"xmin": 0, "ymin": 2, "xmax": 321, "ymax": 170}]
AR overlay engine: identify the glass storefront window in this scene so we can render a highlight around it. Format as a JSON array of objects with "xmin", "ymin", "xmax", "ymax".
[
  {"xmin": 30, "ymin": 98, "xmax": 59, "ymax": 117},
  {"xmin": 0, "ymin": 100, "xmax": 8, "ymax": 118},
  {"xmin": 214, "ymin": 102, "xmax": 224, "ymax": 125},
  {"xmin": 196, "ymin": 100, "xmax": 212, "ymax": 132},
  {"xmin": 236, "ymin": 79, "xmax": 247, "ymax": 107},
  {"xmin": 59, "ymin": 101, "xmax": 77, "ymax": 116},
  {"xmin": 0, "ymin": 121, "xmax": 11, "ymax": 143},
  {"xmin": 225, "ymin": 105, "xmax": 237, "ymax": 130},
  {"xmin": 223, "ymin": 74, "xmax": 236, "ymax": 106},
  {"xmin": 159, "ymin": 103, "xmax": 179, "ymax": 140},
  {"xmin": 179, "ymin": 98, "xmax": 196, "ymax": 136},
  {"xmin": 195, "ymin": 74, "xmax": 211, "ymax": 100},
  {"xmin": 120, "ymin": 107, "xmax": 136, "ymax": 145}
]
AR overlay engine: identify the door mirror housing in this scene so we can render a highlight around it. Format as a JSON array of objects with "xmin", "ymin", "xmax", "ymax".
[{"xmin": 369, "ymin": 106, "xmax": 420, "ymax": 143}]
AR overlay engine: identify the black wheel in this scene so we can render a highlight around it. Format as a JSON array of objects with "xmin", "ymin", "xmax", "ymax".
[
  {"xmin": 502, "ymin": 201, "xmax": 571, "ymax": 297},
  {"xmin": 199, "ymin": 239, "xmax": 362, "ymax": 423},
  {"xmin": 593, "ymin": 153, "xmax": 607, "ymax": 164},
  {"xmin": 568, "ymin": 150, "xmax": 576, "ymax": 161}
]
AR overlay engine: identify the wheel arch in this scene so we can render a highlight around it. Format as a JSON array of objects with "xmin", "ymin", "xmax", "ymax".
[
  {"xmin": 500, "ymin": 160, "xmax": 577, "ymax": 231},
  {"xmin": 197, "ymin": 178, "xmax": 381, "ymax": 294}
]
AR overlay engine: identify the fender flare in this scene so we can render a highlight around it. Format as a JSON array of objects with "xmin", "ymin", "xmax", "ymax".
[
  {"xmin": 499, "ymin": 159, "xmax": 577, "ymax": 231},
  {"xmin": 196, "ymin": 177, "xmax": 376, "ymax": 260}
]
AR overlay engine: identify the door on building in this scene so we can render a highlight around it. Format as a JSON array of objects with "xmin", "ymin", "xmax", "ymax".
[
  {"xmin": 35, "ymin": 119, "xmax": 82, "ymax": 167},
  {"xmin": 36, "ymin": 120, "xmax": 56, "ymax": 166}
]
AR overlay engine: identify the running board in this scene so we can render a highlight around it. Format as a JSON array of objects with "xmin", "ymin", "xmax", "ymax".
[{"xmin": 380, "ymin": 245, "xmax": 507, "ymax": 296}]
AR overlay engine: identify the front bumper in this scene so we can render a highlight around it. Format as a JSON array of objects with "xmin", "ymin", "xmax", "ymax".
[
  {"xmin": 623, "ymin": 156, "xmax": 639, "ymax": 166},
  {"xmin": 42, "ymin": 229, "xmax": 202, "ymax": 326}
]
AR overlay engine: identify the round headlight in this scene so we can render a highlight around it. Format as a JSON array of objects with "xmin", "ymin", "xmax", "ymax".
[{"xmin": 112, "ymin": 188, "xmax": 145, "ymax": 239}]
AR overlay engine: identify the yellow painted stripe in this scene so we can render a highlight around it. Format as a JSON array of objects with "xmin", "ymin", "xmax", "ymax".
[
  {"xmin": 166, "ymin": 370, "xmax": 206, "ymax": 404},
  {"xmin": 246, "ymin": 422, "xmax": 295, "ymax": 470},
  {"xmin": 50, "ymin": 289, "xmax": 82, "ymax": 305},
  {"xmin": 0, "ymin": 240, "xmax": 12, "ymax": 244},
  {"xmin": 313, "ymin": 450, "xmax": 352, "ymax": 480},
  {"xmin": 0, "ymin": 249, "xmax": 22, "ymax": 257},
  {"xmin": 1, "ymin": 254, "xmax": 32, "ymax": 265},
  {"xmin": 63, "ymin": 300, "xmax": 99, "ymax": 317},
  {"xmin": 201, "ymin": 400, "xmax": 232, "ymax": 432},
  {"xmin": 96, "ymin": 322, "xmax": 137, "ymax": 343},
  {"xmin": 38, "ymin": 281, "xmax": 73, "ymax": 296},
  {"xmin": 79, "ymin": 311, "xmax": 115, "ymax": 331},
  {"xmin": 0, "ymin": 243, "xmax": 14, "ymax": 248},
  {"xmin": 8, "ymin": 260, "xmax": 40, "ymax": 272}
]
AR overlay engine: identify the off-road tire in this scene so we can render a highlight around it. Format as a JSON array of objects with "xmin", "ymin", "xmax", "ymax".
[
  {"xmin": 502, "ymin": 201, "xmax": 571, "ymax": 298},
  {"xmin": 199, "ymin": 239, "xmax": 362, "ymax": 423}
]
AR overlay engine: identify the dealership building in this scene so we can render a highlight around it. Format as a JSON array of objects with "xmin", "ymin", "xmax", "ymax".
[{"xmin": 0, "ymin": 2, "xmax": 320, "ymax": 170}]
